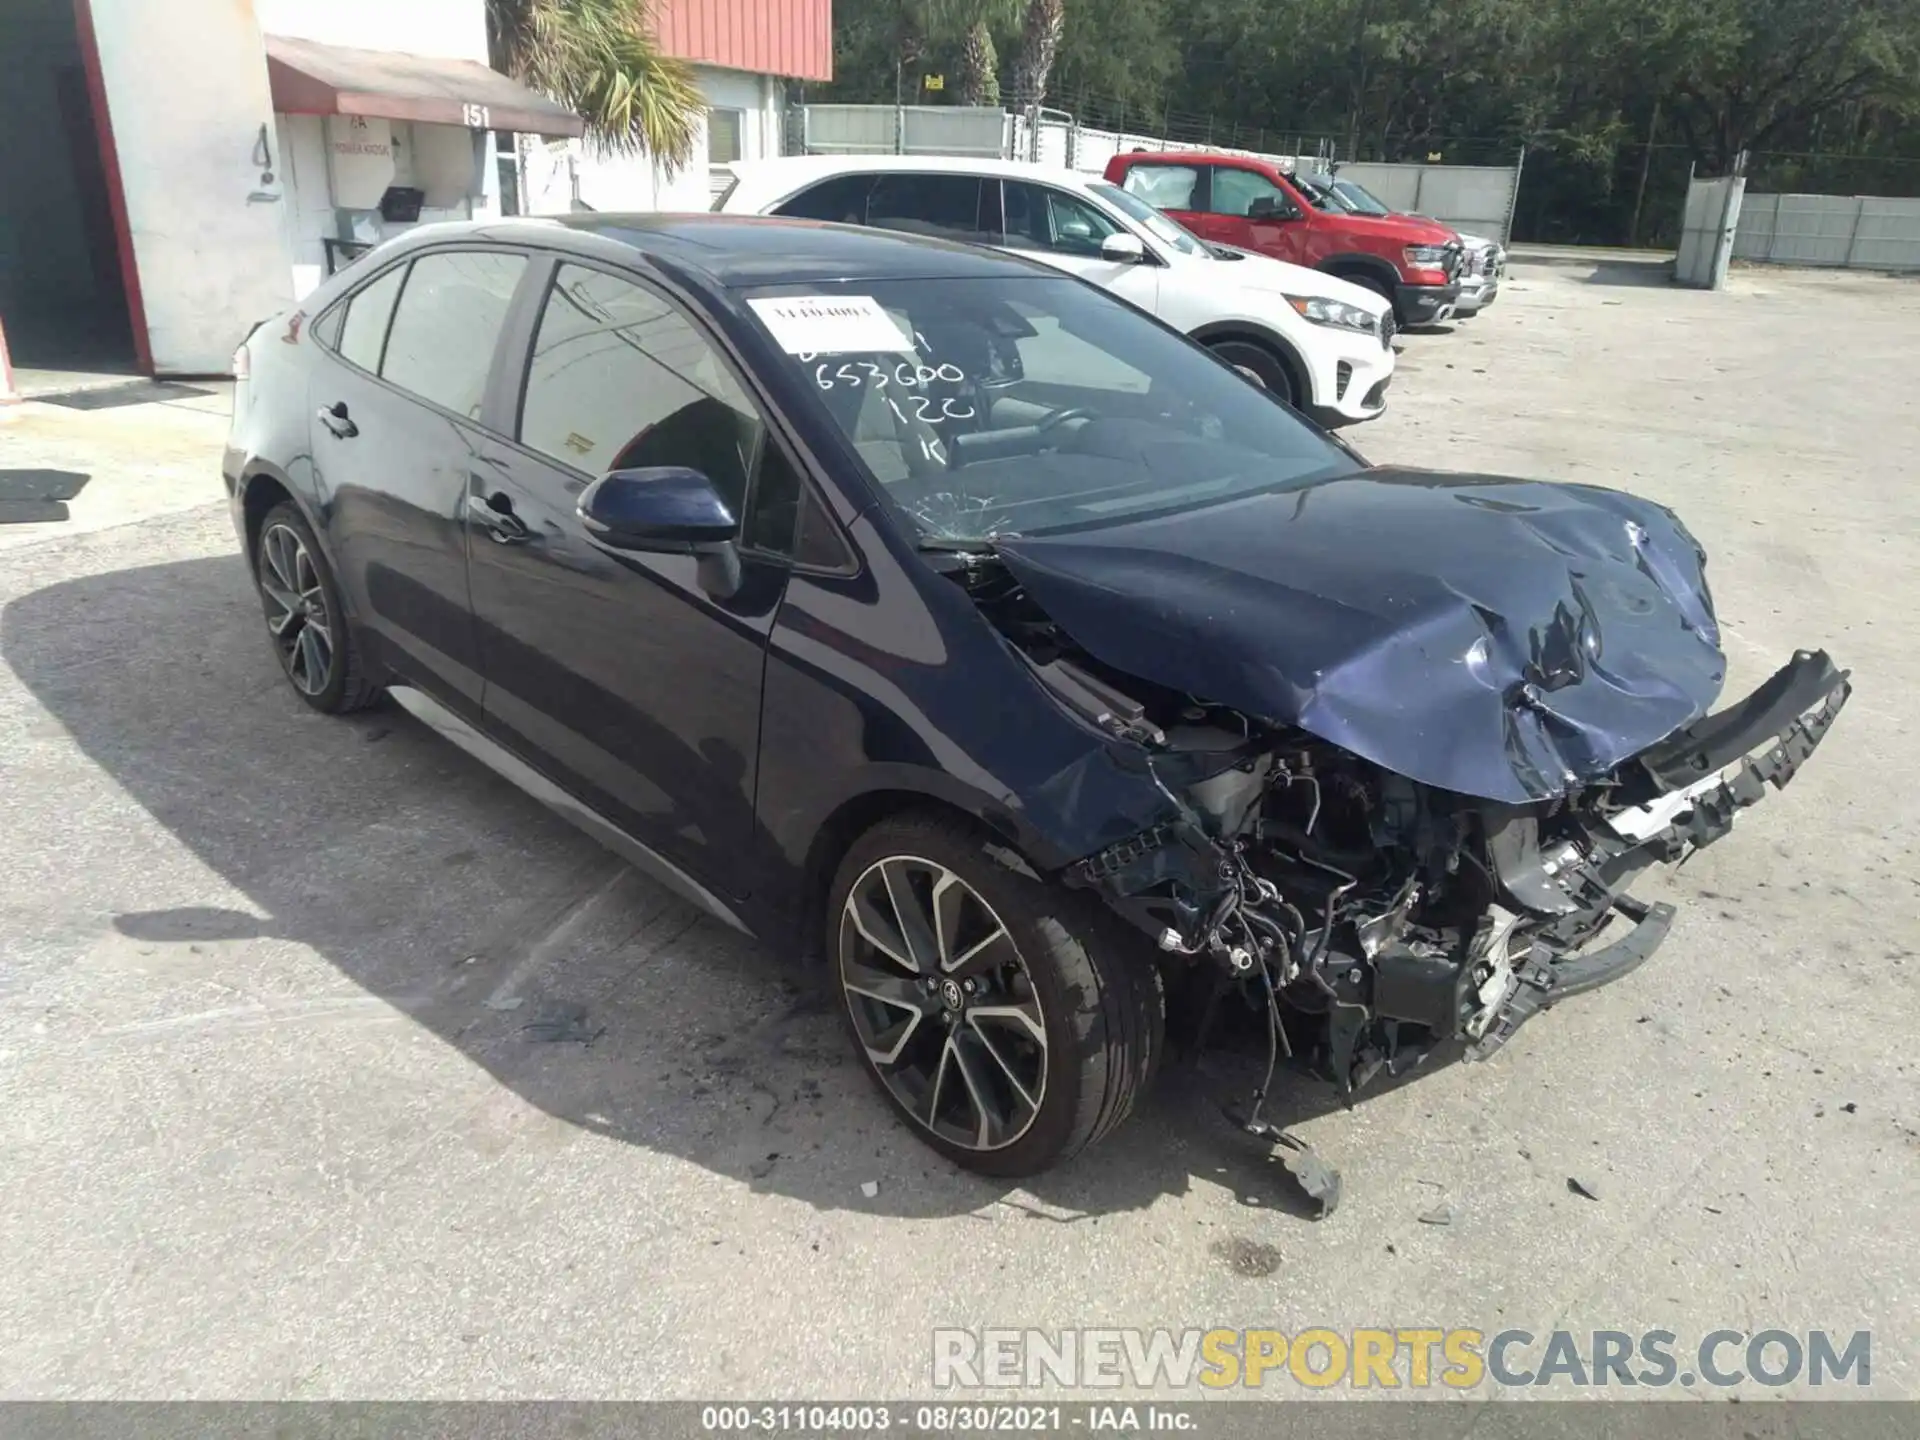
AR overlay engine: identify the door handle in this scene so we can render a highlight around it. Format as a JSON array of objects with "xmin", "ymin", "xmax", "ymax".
[
  {"xmin": 317, "ymin": 402, "xmax": 358, "ymax": 439},
  {"xmin": 466, "ymin": 490, "xmax": 532, "ymax": 544}
]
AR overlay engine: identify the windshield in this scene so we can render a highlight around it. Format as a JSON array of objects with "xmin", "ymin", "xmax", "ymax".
[
  {"xmin": 1331, "ymin": 179, "xmax": 1393, "ymax": 216},
  {"xmin": 1085, "ymin": 182, "xmax": 1207, "ymax": 257},
  {"xmin": 742, "ymin": 276, "xmax": 1357, "ymax": 544},
  {"xmin": 1295, "ymin": 173, "xmax": 1347, "ymax": 212}
]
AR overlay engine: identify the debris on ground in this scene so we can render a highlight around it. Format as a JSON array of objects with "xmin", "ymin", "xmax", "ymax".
[
  {"xmin": 861, "ymin": 1180, "xmax": 880, "ymax": 1199},
  {"xmin": 1842, "ymin": 1102, "xmax": 1858, "ymax": 1114},
  {"xmin": 1417, "ymin": 1203, "xmax": 1454, "ymax": 1226},
  {"xmin": 1269, "ymin": 1131, "xmax": 1342, "ymax": 1221},
  {"xmin": 749, "ymin": 1152, "xmax": 779, "ymax": 1180},
  {"xmin": 520, "ymin": 1002, "xmax": 602, "ymax": 1045},
  {"xmin": 1568, "ymin": 1176, "xmax": 1602, "ymax": 1201}
]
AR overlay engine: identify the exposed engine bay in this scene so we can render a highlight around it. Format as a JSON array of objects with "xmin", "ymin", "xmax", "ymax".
[{"xmin": 936, "ymin": 544, "xmax": 1852, "ymax": 1110}]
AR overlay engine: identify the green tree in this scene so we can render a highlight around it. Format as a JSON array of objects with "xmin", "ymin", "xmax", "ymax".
[
  {"xmin": 486, "ymin": 0, "xmax": 705, "ymax": 164},
  {"xmin": 1011, "ymin": 0, "xmax": 1067, "ymax": 109}
]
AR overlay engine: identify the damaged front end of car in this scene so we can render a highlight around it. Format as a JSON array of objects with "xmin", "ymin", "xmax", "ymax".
[
  {"xmin": 926, "ymin": 472, "xmax": 1851, "ymax": 1206},
  {"xmin": 1050, "ymin": 644, "xmax": 1848, "ymax": 1096}
]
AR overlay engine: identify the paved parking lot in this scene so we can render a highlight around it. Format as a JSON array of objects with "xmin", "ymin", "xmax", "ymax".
[{"xmin": 3, "ymin": 262, "xmax": 1917, "ymax": 1399}]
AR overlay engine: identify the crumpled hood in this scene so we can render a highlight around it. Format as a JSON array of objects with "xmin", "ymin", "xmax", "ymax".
[{"xmin": 993, "ymin": 468, "xmax": 1726, "ymax": 803}]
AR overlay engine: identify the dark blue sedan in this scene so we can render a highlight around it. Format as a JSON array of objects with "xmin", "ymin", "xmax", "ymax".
[{"xmin": 225, "ymin": 215, "xmax": 1848, "ymax": 1183}]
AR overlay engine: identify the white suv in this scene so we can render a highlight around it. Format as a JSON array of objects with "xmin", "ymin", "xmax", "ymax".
[{"xmin": 715, "ymin": 156, "xmax": 1397, "ymax": 426}]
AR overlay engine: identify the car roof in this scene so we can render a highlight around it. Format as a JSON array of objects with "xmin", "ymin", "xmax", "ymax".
[
  {"xmin": 398, "ymin": 212, "xmax": 1057, "ymax": 286},
  {"xmin": 1113, "ymin": 150, "xmax": 1285, "ymax": 168},
  {"xmin": 727, "ymin": 153, "xmax": 1106, "ymax": 187}
]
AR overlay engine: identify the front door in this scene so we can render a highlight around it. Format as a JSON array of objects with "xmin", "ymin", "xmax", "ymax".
[
  {"xmin": 466, "ymin": 258, "xmax": 793, "ymax": 897},
  {"xmin": 1202, "ymin": 164, "xmax": 1307, "ymax": 264},
  {"xmin": 999, "ymin": 181, "xmax": 1162, "ymax": 316}
]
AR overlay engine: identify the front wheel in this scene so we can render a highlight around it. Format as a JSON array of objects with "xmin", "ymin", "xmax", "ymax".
[
  {"xmin": 1206, "ymin": 340, "xmax": 1299, "ymax": 409},
  {"xmin": 828, "ymin": 813, "xmax": 1163, "ymax": 1177}
]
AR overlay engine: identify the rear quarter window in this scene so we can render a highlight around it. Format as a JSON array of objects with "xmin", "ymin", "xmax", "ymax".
[
  {"xmin": 333, "ymin": 263, "xmax": 407, "ymax": 372},
  {"xmin": 772, "ymin": 173, "xmax": 874, "ymax": 223}
]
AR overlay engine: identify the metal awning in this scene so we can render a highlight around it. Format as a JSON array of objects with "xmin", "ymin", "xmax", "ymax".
[{"xmin": 265, "ymin": 34, "xmax": 585, "ymax": 138}]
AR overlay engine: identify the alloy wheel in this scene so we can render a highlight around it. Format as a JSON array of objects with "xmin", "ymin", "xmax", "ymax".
[
  {"xmin": 838, "ymin": 856, "xmax": 1048, "ymax": 1152},
  {"xmin": 258, "ymin": 522, "xmax": 335, "ymax": 696}
]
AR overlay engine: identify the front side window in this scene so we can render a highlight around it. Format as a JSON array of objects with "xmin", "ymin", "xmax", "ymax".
[
  {"xmin": 1207, "ymin": 166, "xmax": 1292, "ymax": 219},
  {"xmin": 743, "ymin": 276, "xmax": 1355, "ymax": 543},
  {"xmin": 332, "ymin": 262, "xmax": 406, "ymax": 372},
  {"xmin": 867, "ymin": 173, "xmax": 993, "ymax": 244},
  {"xmin": 1003, "ymin": 182, "xmax": 1122, "ymax": 258},
  {"xmin": 1120, "ymin": 164, "xmax": 1201, "ymax": 211},
  {"xmin": 379, "ymin": 250, "xmax": 526, "ymax": 418},
  {"xmin": 519, "ymin": 264, "xmax": 766, "ymax": 525}
]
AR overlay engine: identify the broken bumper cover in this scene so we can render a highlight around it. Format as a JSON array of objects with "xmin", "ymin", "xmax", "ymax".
[{"xmin": 1470, "ymin": 650, "xmax": 1851, "ymax": 1060}]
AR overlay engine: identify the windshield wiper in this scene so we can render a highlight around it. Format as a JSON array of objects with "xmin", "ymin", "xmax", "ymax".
[{"xmin": 916, "ymin": 536, "xmax": 999, "ymax": 555}]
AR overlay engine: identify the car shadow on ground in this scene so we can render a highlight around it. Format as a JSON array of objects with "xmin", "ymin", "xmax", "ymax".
[{"xmin": 5, "ymin": 555, "xmax": 1448, "ymax": 1227}]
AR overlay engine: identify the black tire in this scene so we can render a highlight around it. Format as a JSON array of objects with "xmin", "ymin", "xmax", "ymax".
[
  {"xmin": 1341, "ymin": 270, "xmax": 1399, "ymax": 319},
  {"xmin": 827, "ymin": 811, "xmax": 1164, "ymax": 1177},
  {"xmin": 1207, "ymin": 339, "xmax": 1299, "ymax": 408},
  {"xmin": 253, "ymin": 500, "xmax": 380, "ymax": 714}
]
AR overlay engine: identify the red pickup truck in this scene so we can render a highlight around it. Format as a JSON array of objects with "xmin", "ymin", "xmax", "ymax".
[{"xmin": 1105, "ymin": 151, "xmax": 1464, "ymax": 327}]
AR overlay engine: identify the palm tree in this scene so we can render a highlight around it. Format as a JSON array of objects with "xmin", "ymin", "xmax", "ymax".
[
  {"xmin": 1011, "ymin": 0, "xmax": 1065, "ymax": 111},
  {"xmin": 487, "ymin": 0, "xmax": 704, "ymax": 165}
]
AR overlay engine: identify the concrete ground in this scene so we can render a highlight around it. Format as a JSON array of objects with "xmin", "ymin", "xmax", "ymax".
[{"xmin": 1, "ymin": 262, "xmax": 1916, "ymax": 1400}]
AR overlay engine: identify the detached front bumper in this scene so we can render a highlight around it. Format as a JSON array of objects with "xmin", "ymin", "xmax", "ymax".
[{"xmin": 1469, "ymin": 650, "xmax": 1851, "ymax": 1058}]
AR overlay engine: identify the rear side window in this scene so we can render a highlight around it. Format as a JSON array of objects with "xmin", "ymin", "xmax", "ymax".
[
  {"xmin": 380, "ymin": 251, "xmax": 526, "ymax": 419},
  {"xmin": 333, "ymin": 263, "xmax": 406, "ymax": 372},
  {"xmin": 867, "ymin": 173, "xmax": 995, "ymax": 244},
  {"xmin": 773, "ymin": 174, "xmax": 873, "ymax": 223},
  {"xmin": 1121, "ymin": 164, "xmax": 1201, "ymax": 210}
]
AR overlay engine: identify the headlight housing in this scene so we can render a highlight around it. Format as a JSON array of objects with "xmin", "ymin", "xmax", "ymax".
[
  {"xmin": 1403, "ymin": 244, "xmax": 1449, "ymax": 269},
  {"xmin": 1284, "ymin": 294, "xmax": 1379, "ymax": 334}
]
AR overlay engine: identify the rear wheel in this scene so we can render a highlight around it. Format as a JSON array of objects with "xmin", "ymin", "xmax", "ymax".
[
  {"xmin": 828, "ymin": 813, "xmax": 1163, "ymax": 1177},
  {"xmin": 1207, "ymin": 340, "xmax": 1299, "ymax": 408},
  {"xmin": 254, "ymin": 501, "xmax": 379, "ymax": 714}
]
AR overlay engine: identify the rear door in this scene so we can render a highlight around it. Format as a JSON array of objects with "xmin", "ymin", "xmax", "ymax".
[
  {"xmin": 1116, "ymin": 162, "xmax": 1214, "ymax": 239},
  {"xmin": 309, "ymin": 247, "xmax": 529, "ymax": 716},
  {"xmin": 466, "ymin": 257, "xmax": 811, "ymax": 897},
  {"xmin": 998, "ymin": 181, "xmax": 1161, "ymax": 316},
  {"xmin": 864, "ymin": 172, "xmax": 1001, "ymax": 245}
]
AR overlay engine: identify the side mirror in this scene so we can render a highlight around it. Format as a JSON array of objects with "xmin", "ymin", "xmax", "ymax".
[
  {"xmin": 1248, "ymin": 196, "xmax": 1289, "ymax": 221},
  {"xmin": 578, "ymin": 466, "xmax": 745, "ymax": 599},
  {"xmin": 1099, "ymin": 231, "xmax": 1147, "ymax": 263},
  {"xmin": 578, "ymin": 466, "xmax": 737, "ymax": 551}
]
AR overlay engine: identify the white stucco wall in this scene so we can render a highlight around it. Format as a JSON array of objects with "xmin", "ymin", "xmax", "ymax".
[
  {"xmin": 277, "ymin": 115, "xmax": 492, "ymax": 300},
  {"xmin": 257, "ymin": 0, "xmax": 501, "ymax": 300},
  {"xmin": 524, "ymin": 66, "xmax": 783, "ymax": 216},
  {"xmin": 85, "ymin": 0, "xmax": 296, "ymax": 373}
]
